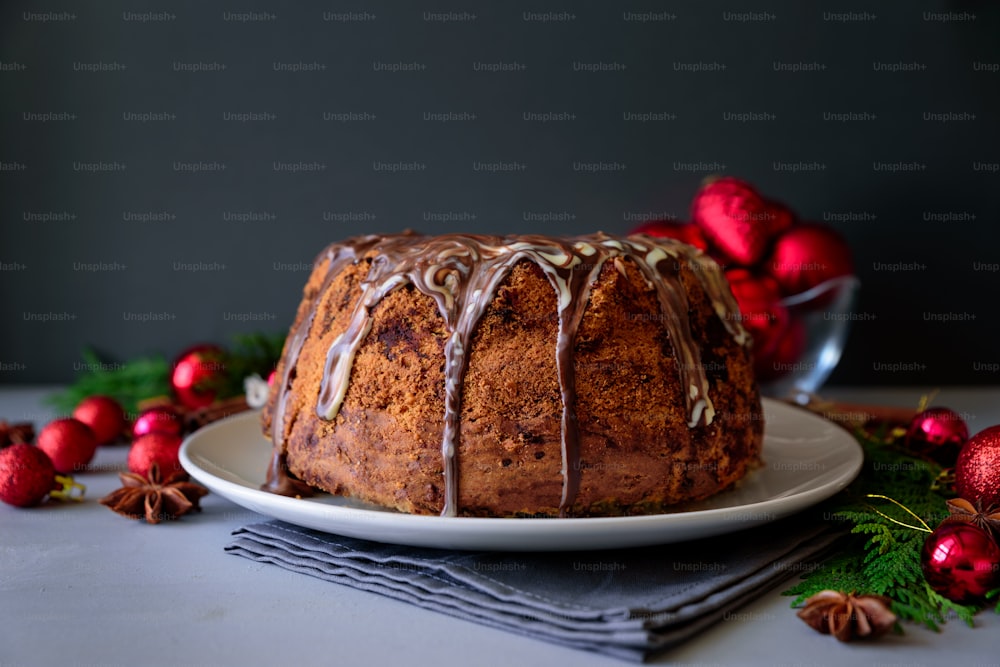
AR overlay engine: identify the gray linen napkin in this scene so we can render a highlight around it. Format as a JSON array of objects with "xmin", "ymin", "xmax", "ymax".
[{"xmin": 226, "ymin": 516, "xmax": 839, "ymax": 662}]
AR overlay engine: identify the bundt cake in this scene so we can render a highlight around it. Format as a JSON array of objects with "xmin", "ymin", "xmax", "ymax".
[{"xmin": 261, "ymin": 232, "xmax": 763, "ymax": 517}]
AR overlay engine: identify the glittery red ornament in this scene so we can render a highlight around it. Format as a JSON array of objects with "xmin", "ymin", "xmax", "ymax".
[
  {"xmin": 37, "ymin": 418, "xmax": 98, "ymax": 474},
  {"xmin": 921, "ymin": 522, "xmax": 1000, "ymax": 604},
  {"xmin": 692, "ymin": 177, "xmax": 792, "ymax": 266},
  {"xmin": 171, "ymin": 344, "xmax": 227, "ymax": 409},
  {"xmin": 904, "ymin": 407, "xmax": 969, "ymax": 467},
  {"xmin": 0, "ymin": 443, "xmax": 58, "ymax": 507},
  {"xmin": 72, "ymin": 395, "xmax": 126, "ymax": 445},
  {"xmin": 132, "ymin": 406, "xmax": 184, "ymax": 440},
  {"xmin": 764, "ymin": 224, "xmax": 854, "ymax": 298},
  {"xmin": 629, "ymin": 220, "xmax": 709, "ymax": 251},
  {"xmin": 127, "ymin": 432, "xmax": 184, "ymax": 479},
  {"xmin": 955, "ymin": 425, "xmax": 1000, "ymax": 509}
]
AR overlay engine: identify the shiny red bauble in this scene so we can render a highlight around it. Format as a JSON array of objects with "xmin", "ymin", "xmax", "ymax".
[
  {"xmin": 171, "ymin": 344, "xmax": 226, "ymax": 409},
  {"xmin": 629, "ymin": 220, "xmax": 709, "ymax": 251},
  {"xmin": 904, "ymin": 407, "xmax": 969, "ymax": 467},
  {"xmin": 0, "ymin": 443, "xmax": 58, "ymax": 507},
  {"xmin": 764, "ymin": 224, "xmax": 854, "ymax": 298},
  {"xmin": 921, "ymin": 522, "xmax": 1000, "ymax": 604},
  {"xmin": 132, "ymin": 406, "xmax": 184, "ymax": 440},
  {"xmin": 726, "ymin": 269, "xmax": 783, "ymax": 319},
  {"xmin": 36, "ymin": 418, "xmax": 98, "ymax": 474},
  {"xmin": 757, "ymin": 316, "xmax": 806, "ymax": 382},
  {"xmin": 955, "ymin": 425, "xmax": 1000, "ymax": 509},
  {"xmin": 691, "ymin": 177, "xmax": 792, "ymax": 266},
  {"xmin": 127, "ymin": 432, "xmax": 184, "ymax": 479},
  {"xmin": 72, "ymin": 395, "xmax": 126, "ymax": 445},
  {"xmin": 725, "ymin": 268, "xmax": 800, "ymax": 379}
]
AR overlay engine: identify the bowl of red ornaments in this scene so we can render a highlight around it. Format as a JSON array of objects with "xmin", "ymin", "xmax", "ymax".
[{"xmin": 631, "ymin": 176, "xmax": 858, "ymax": 403}]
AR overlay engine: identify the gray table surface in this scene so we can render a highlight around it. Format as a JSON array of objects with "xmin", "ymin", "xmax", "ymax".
[{"xmin": 2, "ymin": 385, "xmax": 999, "ymax": 667}]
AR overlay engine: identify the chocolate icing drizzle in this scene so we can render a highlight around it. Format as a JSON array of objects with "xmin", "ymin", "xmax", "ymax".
[
  {"xmin": 267, "ymin": 232, "xmax": 748, "ymax": 517},
  {"xmin": 262, "ymin": 236, "xmax": 382, "ymax": 497}
]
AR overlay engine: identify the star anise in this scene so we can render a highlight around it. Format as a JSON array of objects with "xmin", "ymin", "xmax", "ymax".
[
  {"xmin": 796, "ymin": 590, "xmax": 897, "ymax": 642},
  {"xmin": 99, "ymin": 464, "xmax": 208, "ymax": 524},
  {"xmin": 946, "ymin": 498, "xmax": 1000, "ymax": 537}
]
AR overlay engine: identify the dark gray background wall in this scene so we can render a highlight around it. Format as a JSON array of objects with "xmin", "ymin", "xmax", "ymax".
[{"xmin": 1, "ymin": 0, "xmax": 998, "ymax": 386}]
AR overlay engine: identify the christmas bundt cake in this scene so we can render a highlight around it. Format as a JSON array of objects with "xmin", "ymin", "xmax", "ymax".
[{"xmin": 261, "ymin": 232, "xmax": 763, "ymax": 517}]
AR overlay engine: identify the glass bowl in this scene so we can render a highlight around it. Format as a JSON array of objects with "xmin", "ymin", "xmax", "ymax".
[{"xmin": 758, "ymin": 275, "xmax": 860, "ymax": 404}]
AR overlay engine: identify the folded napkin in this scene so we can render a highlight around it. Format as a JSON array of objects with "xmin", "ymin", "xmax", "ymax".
[{"xmin": 226, "ymin": 517, "xmax": 839, "ymax": 662}]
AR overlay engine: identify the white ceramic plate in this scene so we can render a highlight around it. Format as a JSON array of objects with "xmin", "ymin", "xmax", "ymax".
[{"xmin": 180, "ymin": 398, "xmax": 862, "ymax": 551}]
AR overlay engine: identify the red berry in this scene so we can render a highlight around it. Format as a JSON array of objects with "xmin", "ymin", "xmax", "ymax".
[
  {"xmin": 692, "ymin": 178, "xmax": 792, "ymax": 265},
  {"xmin": 37, "ymin": 418, "xmax": 98, "ymax": 474},
  {"xmin": 128, "ymin": 432, "xmax": 184, "ymax": 479},
  {"xmin": 629, "ymin": 220, "xmax": 709, "ymax": 251},
  {"xmin": 0, "ymin": 444, "xmax": 57, "ymax": 507},
  {"xmin": 132, "ymin": 406, "xmax": 184, "ymax": 439},
  {"xmin": 73, "ymin": 395, "xmax": 126, "ymax": 445}
]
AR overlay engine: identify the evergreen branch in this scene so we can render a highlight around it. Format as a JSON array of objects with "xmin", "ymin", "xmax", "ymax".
[
  {"xmin": 864, "ymin": 493, "xmax": 932, "ymax": 532},
  {"xmin": 48, "ymin": 332, "xmax": 286, "ymax": 417},
  {"xmin": 782, "ymin": 423, "xmax": 987, "ymax": 632},
  {"xmin": 47, "ymin": 351, "xmax": 170, "ymax": 416},
  {"xmin": 986, "ymin": 588, "xmax": 1000, "ymax": 614}
]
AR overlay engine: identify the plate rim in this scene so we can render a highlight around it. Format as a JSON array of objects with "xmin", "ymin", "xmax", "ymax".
[{"xmin": 180, "ymin": 398, "xmax": 862, "ymax": 550}]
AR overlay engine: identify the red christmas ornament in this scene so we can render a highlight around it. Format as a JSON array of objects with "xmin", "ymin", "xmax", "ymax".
[
  {"xmin": 72, "ymin": 395, "xmax": 126, "ymax": 445},
  {"xmin": 127, "ymin": 432, "xmax": 184, "ymax": 479},
  {"xmin": 0, "ymin": 443, "xmax": 84, "ymax": 507},
  {"xmin": 629, "ymin": 220, "xmax": 709, "ymax": 251},
  {"xmin": 904, "ymin": 407, "xmax": 969, "ymax": 467},
  {"xmin": 764, "ymin": 224, "xmax": 854, "ymax": 298},
  {"xmin": 691, "ymin": 177, "xmax": 792, "ymax": 266},
  {"xmin": 757, "ymin": 316, "xmax": 807, "ymax": 382},
  {"xmin": 0, "ymin": 443, "xmax": 57, "ymax": 507},
  {"xmin": 921, "ymin": 522, "xmax": 1000, "ymax": 604},
  {"xmin": 955, "ymin": 425, "xmax": 1000, "ymax": 509},
  {"xmin": 725, "ymin": 268, "xmax": 801, "ymax": 380},
  {"xmin": 132, "ymin": 406, "xmax": 184, "ymax": 440},
  {"xmin": 171, "ymin": 344, "xmax": 227, "ymax": 409},
  {"xmin": 36, "ymin": 418, "xmax": 98, "ymax": 474}
]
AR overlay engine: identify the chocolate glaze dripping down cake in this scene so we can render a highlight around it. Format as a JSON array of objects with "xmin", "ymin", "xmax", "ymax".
[{"xmin": 262, "ymin": 232, "xmax": 761, "ymax": 518}]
